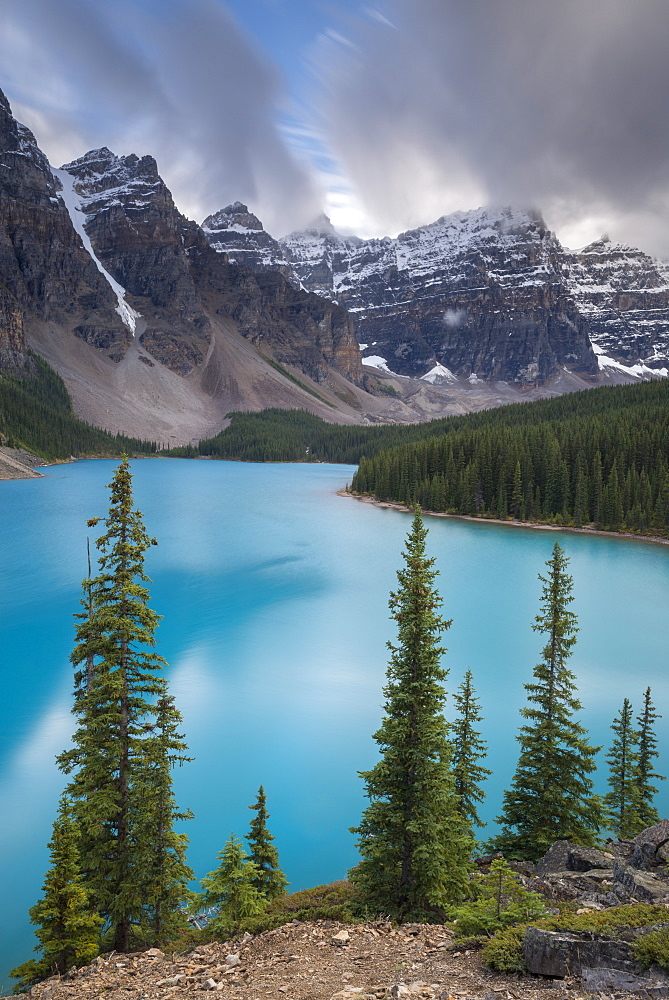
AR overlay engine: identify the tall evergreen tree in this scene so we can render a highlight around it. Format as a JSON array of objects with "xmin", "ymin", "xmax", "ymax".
[
  {"xmin": 603, "ymin": 698, "xmax": 642, "ymax": 838},
  {"xmin": 350, "ymin": 509, "xmax": 471, "ymax": 920},
  {"xmin": 10, "ymin": 797, "xmax": 102, "ymax": 991},
  {"xmin": 58, "ymin": 458, "xmax": 192, "ymax": 952},
  {"xmin": 636, "ymin": 687, "xmax": 665, "ymax": 829},
  {"xmin": 492, "ymin": 542, "xmax": 601, "ymax": 860},
  {"xmin": 450, "ymin": 670, "xmax": 492, "ymax": 829},
  {"xmin": 246, "ymin": 786, "xmax": 287, "ymax": 900}
]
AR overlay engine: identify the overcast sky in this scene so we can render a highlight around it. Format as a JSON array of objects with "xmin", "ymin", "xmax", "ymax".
[{"xmin": 1, "ymin": 0, "xmax": 668, "ymax": 253}]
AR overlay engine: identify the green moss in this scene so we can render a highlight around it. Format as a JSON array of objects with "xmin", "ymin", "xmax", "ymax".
[
  {"xmin": 634, "ymin": 926, "xmax": 669, "ymax": 969},
  {"xmin": 481, "ymin": 904, "xmax": 669, "ymax": 973}
]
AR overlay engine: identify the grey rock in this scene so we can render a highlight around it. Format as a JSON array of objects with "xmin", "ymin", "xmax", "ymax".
[
  {"xmin": 634, "ymin": 820, "xmax": 669, "ymax": 852},
  {"xmin": 566, "ymin": 845, "xmax": 613, "ymax": 872},
  {"xmin": 535, "ymin": 840, "xmax": 574, "ymax": 875},
  {"xmin": 582, "ymin": 966, "xmax": 669, "ymax": 996},
  {"xmin": 523, "ymin": 925, "xmax": 641, "ymax": 977}
]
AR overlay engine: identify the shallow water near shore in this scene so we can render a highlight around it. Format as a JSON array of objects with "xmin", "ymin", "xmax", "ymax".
[{"xmin": 1, "ymin": 458, "xmax": 668, "ymax": 991}]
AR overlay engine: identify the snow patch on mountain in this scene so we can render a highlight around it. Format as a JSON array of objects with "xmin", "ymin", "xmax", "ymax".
[
  {"xmin": 362, "ymin": 355, "xmax": 409, "ymax": 378},
  {"xmin": 53, "ymin": 167, "xmax": 141, "ymax": 334},
  {"xmin": 421, "ymin": 363, "xmax": 459, "ymax": 385},
  {"xmin": 591, "ymin": 341, "xmax": 668, "ymax": 379}
]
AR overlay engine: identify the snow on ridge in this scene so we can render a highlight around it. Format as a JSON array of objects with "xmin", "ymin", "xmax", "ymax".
[
  {"xmin": 362, "ymin": 355, "xmax": 409, "ymax": 378},
  {"xmin": 53, "ymin": 167, "xmax": 140, "ymax": 334},
  {"xmin": 590, "ymin": 340, "xmax": 668, "ymax": 379}
]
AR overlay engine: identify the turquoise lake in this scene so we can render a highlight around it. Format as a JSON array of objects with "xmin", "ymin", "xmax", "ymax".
[{"xmin": 1, "ymin": 458, "xmax": 668, "ymax": 990}]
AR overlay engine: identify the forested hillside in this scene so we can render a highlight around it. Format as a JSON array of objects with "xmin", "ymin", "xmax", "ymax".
[
  {"xmin": 0, "ymin": 355, "xmax": 156, "ymax": 460},
  {"xmin": 351, "ymin": 381, "xmax": 669, "ymax": 536}
]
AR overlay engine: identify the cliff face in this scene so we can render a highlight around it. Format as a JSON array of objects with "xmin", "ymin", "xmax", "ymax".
[
  {"xmin": 279, "ymin": 209, "xmax": 597, "ymax": 384},
  {"xmin": 567, "ymin": 238, "xmax": 669, "ymax": 376},
  {"xmin": 184, "ymin": 223, "xmax": 363, "ymax": 386},
  {"xmin": 59, "ymin": 148, "xmax": 211, "ymax": 374},
  {"xmin": 0, "ymin": 91, "xmax": 127, "ymax": 367},
  {"xmin": 208, "ymin": 207, "xmax": 599, "ymax": 385}
]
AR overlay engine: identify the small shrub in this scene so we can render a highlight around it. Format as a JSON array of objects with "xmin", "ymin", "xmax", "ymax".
[
  {"xmin": 450, "ymin": 858, "xmax": 546, "ymax": 938},
  {"xmin": 237, "ymin": 881, "xmax": 360, "ymax": 936},
  {"xmin": 481, "ymin": 924, "xmax": 528, "ymax": 973}
]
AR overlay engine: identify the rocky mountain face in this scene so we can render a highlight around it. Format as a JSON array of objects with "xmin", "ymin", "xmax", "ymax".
[
  {"xmin": 185, "ymin": 227, "xmax": 361, "ymax": 387},
  {"xmin": 205, "ymin": 205, "xmax": 669, "ymax": 387},
  {"xmin": 58, "ymin": 147, "xmax": 211, "ymax": 374},
  {"xmin": 568, "ymin": 237, "xmax": 669, "ymax": 377},
  {"xmin": 0, "ymin": 90, "xmax": 128, "ymax": 368},
  {"xmin": 0, "ymin": 89, "xmax": 367, "ymax": 442},
  {"xmin": 202, "ymin": 202, "xmax": 293, "ymax": 279},
  {"xmin": 52, "ymin": 145, "xmax": 362, "ymax": 384}
]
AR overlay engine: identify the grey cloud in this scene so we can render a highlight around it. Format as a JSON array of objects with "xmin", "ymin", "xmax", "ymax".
[
  {"xmin": 318, "ymin": 0, "xmax": 669, "ymax": 252},
  {"xmin": 0, "ymin": 0, "xmax": 319, "ymax": 235}
]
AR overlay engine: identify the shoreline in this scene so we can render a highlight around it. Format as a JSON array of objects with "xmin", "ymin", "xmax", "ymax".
[{"xmin": 338, "ymin": 489, "xmax": 669, "ymax": 548}]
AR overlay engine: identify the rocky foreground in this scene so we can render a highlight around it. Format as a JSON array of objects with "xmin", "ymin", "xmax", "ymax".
[{"xmin": 15, "ymin": 919, "xmax": 608, "ymax": 1000}]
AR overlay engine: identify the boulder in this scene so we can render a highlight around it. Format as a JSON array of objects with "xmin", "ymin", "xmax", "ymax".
[
  {"xmin": 631, "ymin": 820, "xmax": 669, "ymax": 869},
  {"xmin": 523, "ymin": 925, "xmax": 638, "ymax": 977},
  {"xmin": 535, "ymin": 839, "xmax": 612, "ymax": 875},
  {"xmin": 612, "ymin": 862, "xmax": 669, "ymax": 904}
]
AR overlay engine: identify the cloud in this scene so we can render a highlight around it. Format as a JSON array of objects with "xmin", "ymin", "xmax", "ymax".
[
  {"xmin": 317, "ymin": 0, "xmax": 669, "ymax": 253},
  {"xmin": 0, "ymin": 0, "xmax": 320, "ymax": 235}
]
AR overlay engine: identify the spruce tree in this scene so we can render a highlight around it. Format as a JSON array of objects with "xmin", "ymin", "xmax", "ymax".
[
  {"xmin": 603, "ymin": 698, "xmax": 642, "ymax": 838},
  {"xmin": 134, "ymin": 694, "xmax": 195, "ymax": 944},
  {"xmin": 58, "ymin": 458, "xmax": 192, "ymax": 952},
  {"xmin": 10, "ymin": 797, "xmax": 102, "ymax": 990},
  {"xmin": 350, "ymin": 509, "xmax": 471, "ymax": 920},
  {"xmin": 492, "ymin": 542, "xmax": 601, "ymax": 860},
  {"xmin": 450, "ymin": 670, "xmax": 492, "ymax": 829},
  {"xmin": 246, "ymin": 786, "xmax": 288, "ymax": 900},
  {"xmin": 636, "ymin": 687, "xmax": 665, "ymax": 829},
  {"xmin": 200, "ymin": 835, "xmax": 268, "ymax": 935}
]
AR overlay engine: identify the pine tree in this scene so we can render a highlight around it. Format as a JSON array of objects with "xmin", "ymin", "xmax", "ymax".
[
  {"xmin": 134, "ymin": 694, "xmax": 195, "ymax": 944},
  {"xmin": 636, "ymin": 687, "xmax": 665, "ymax": 829},
  {"xmin": 246, "ymin": 786, "xmax": 288, "ymax": 900},
  {"xmin": 603, "ymin": 698, "xmax": 642, "ymax": 838},
  {"xmin": 58, "ymin": 458, "xmax": 192, "ymax": 952},
  {"xmin": 450, "ymin": 670, "xmax": 492, "ymax": 829},
  {"xmin": 200, "ymin": 835, "xmax": 268, "ymax": 935},
  {"xmin": 491, "ymin": 542, "xmax": 602, "ymax": 860},
  {"xmin": 350, "ymin": 509, "xmax": 471, "ymax": 920},
  {"xmin": 10, "ymin": 798, "xmax": 102, "ymax": 990}
]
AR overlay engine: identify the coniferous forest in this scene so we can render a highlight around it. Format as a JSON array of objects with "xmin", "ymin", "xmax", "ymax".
[
  {"xmin": 166, "ymin": 381, "xmax": 669, "ymax": 537},
  {"xmin": 3, "ymin": 352, "xmax": 669, "ymax": 541},
  {"xmin": 0, "ymin": 355, "xmax": 156, "ymax": 460},
  {"xmin": 351, "ymin": 381, "xmax": 669, "ymax": 536}
]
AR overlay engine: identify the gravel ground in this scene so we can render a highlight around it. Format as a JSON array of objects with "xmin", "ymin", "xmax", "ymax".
[{"xmin": 17, "ymin": 920, "xmax": 644, "ymax": 1000}]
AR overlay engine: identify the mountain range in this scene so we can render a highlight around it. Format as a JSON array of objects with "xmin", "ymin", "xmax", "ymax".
[{"xmin": 1, "ymin": 86, "xmax": 668, "ymax": 445}]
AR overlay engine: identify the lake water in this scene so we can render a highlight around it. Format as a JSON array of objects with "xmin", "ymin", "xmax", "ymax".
[{"xmin": 1, "ymin": 458, "xmax": 668, "ymax": 990}]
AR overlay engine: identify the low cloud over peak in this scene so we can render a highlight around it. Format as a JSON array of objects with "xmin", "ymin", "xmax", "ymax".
[{"xmin": 318, "ymin": 0, "xmax": 669, "ymax": 253}]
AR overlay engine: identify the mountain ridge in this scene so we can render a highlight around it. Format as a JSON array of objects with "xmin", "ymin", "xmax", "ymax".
[{"xmin": 2, "ymin": 84, "xmax": 669, "ymax": 448}]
